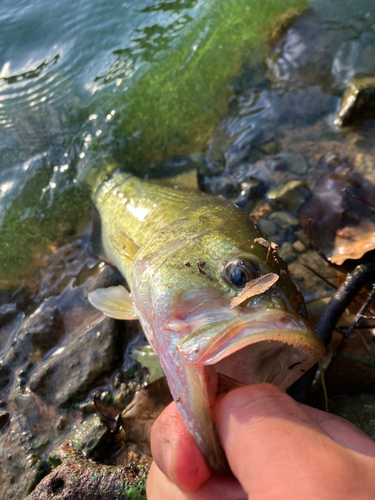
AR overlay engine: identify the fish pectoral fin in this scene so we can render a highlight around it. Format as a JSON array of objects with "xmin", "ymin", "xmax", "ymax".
[
  {"xmin": 88, "ymin": 286, "xmax": 138, "ymax": 320},
  {"xmin": 107, "ymin": 231, "xmax": 139, "ymax": 267}
]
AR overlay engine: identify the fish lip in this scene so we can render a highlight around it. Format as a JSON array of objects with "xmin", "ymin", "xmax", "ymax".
[{"xmin": 177, "ymin": 308, "xmax": 325, "ymax": 367}]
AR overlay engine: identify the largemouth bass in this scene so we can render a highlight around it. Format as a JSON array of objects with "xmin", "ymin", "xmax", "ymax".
[{"xmin": 88, "ymin": 170, "xmax": 325, "ymax": 473}]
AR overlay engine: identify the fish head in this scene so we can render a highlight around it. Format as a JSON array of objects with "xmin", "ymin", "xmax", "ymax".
[{"xmin": 130, "ymin": 212, "xmax": 325, "ymax": 472}]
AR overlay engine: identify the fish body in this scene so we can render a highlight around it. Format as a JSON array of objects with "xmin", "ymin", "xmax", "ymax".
[{"xmin": 89, "ymin": 171, "xmax": 325, "ymax": 472}]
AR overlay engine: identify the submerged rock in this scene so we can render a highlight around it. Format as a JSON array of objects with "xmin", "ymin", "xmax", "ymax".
[
  {"xmin": 335, "ymin": 74, "xmax": 375, "ymax": 126},
  {"xmin": 267, "ymin": 10, "xmax": 340, "ymax": 89}
]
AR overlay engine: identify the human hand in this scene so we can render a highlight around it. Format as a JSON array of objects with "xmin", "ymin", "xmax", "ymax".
[{"xmin": 147, "ymin": 383, "xmax": 375, "ymax": 500}]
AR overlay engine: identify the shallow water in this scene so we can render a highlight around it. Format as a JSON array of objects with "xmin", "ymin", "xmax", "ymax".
[{"xmin": 1, "ymin": 0, "xmax": 374, "ymax": 287}]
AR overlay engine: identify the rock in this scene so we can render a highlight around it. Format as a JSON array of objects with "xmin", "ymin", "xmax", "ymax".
[
  {"xmin": 25, "ymin": 445, "xmax": 149, "ymax": 500},
  {"xmin": 267, "ymin": 179, "xmax": 311, "ymax": 210},
  {"xmin": 38, "ymin": 238, "xmax": 99, "ymax": 298},
  {"xmin": 49, "ymin": 415, "xmax": 111, "ymax": 467},
  {"xmin": 299, "ymin": 165, "xmax": 375, "ymax": 256},
  {"xmin": 330, "ymin": 394, "xmax": 375, "ymax": 440},
  {"xmin": 206, "ymin": 87, "xmax": 338, "ymax": 176},
  {"xmin": 269, "ymin": 211, "xmax": 299, "ymax": 229},
  {"xmin": 335, "ymin": 74, "xmax": 375, "ymax": 126},
  {"xmin": 0, "ymin": 391, "xmax": 60, "ymax": 499},
  {"xmin": 121, "ymin": 377, "xmax": 173, "ymax": 456},
  {"xmin": 288, "ymin": 250, "xmax": 338, "ymax": 302},
  {"xmin": 332, "ymin": 41, "xmax": 375, "ymax": 88},
  {"xmin": 267, "ymin": 11, "xmax": 340, "ymax": 88},
  {"xmin": 354, "ymin": 153, "xmax": 375, "ymax": 185},
  {"xmin": 28, "ymin": 316, "xmax": 120, "ymax": 406},
  {"xmin": 292, "ymin": 240, "xmax": 307, "ymax": 253},
  {"xmin": 0, "ymin": 304, "xmax": 24, "ymax": 358},
  {"xmin": 277, "ymin": 242, "xmax": 297, "ymax": 264},
  {"xmin": 257, "ymin": 219, "xmax": 276, "ymax": 238}
]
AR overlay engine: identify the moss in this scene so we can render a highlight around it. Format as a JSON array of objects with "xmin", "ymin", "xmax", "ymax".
[
  {"xmin": 0, "ymin": 167, "xmax": 91, "ymax": 287},
  {"xmin": 109, "ymin": 0, "xmax": 307, "ymax": 165}
]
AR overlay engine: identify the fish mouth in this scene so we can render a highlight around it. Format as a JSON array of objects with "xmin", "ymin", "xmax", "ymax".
[{"xmin": 177, "ymin": 309, "xmax": 325, "ymax": 391}]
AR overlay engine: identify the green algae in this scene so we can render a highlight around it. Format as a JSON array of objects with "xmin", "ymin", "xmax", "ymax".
[
  {"xmin": 110, "ymin": 0, "xmax": 307, "ymax": 164},
  {"xmin": 0, "ymin": 168, "xmax": 91, "ymax": 286}
]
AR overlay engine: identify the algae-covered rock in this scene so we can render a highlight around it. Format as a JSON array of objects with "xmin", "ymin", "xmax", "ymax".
[
  {"xmin": 25, "ymin": 445, "xmax": 149, "ymax": 500},
  {"xmin": 335, "ymin": 74, "xmax": 375, "ymax": 126},
  {"xmin": 49, "ymin": 414, "xmax": 111, "ymax": 468}
]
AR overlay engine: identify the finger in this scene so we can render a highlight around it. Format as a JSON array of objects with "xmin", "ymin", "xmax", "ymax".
[
  {"xmin": 302, "ymin": 405, "xmax": 375, "ymax": 457},
  {"xmin": 213, "ymin": 383, "xmax": 359, "ymax": 499},
  {"xmin": 150, "ymin": 402, "xmax": 212, "ymax": 491},
  {"xmin": 147, "ymin": 460, "xmax": 247, "ymax": 500}
]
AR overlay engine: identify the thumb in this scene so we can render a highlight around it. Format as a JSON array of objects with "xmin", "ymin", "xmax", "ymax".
[{"xmin": 212, "ymin": 384, "xmax": 359, "ymax": 500}]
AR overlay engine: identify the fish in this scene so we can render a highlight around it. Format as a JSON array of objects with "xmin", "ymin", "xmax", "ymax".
[{"xmin": 88, "ymin": 170, "xmax": 325, "ymax": 473}]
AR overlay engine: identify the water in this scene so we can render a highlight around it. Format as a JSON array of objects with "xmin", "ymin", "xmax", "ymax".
[{"xmin": 0, "ymin": 0, "xmax": 374, "ymax": 288}]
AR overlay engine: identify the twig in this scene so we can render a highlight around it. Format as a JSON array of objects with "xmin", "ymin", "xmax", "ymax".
[
  {"xmin": 343, "ymin": 188, "xmax": 375, "ymax": 209},
  {"xmin": 334, "ymin": 284, "xmax": 375, "ymax": 358},
  {"xmin": 300, "ymin": 262, "xmax": 338, "ymax": 290}
]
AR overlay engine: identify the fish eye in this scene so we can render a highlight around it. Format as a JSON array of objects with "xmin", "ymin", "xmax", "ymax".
[{"xmin": 222, "ymin": 259, "xmax": 257, "ymax": 288}]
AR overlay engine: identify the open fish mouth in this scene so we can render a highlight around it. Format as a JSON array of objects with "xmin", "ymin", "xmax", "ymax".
[{"xmin": 177, "ymin": 309, "xmax": 325, "ymax": 391}]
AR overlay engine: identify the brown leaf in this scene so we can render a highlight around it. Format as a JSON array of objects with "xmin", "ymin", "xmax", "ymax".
[
  {"xmin": 330, "ymin": 221, "xmax": 375, "ymax": 265},
  {"xmin": 229, "ymin": 273, "xmax": 279, "ymax": 310}
]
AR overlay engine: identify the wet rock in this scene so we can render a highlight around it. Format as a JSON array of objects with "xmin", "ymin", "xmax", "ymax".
[
  {"xmin": 20, "ymin": 302, "xmax": 65, "ymax": 356},
  {"xmin": 38, "ymin": 237, "xmax": 99, "ymax": 298},
  {"xmin": 288, "ymin": 250, "xmax": 338, "ymax": 302},
  {"xmin": 115, "ymin": 381, "xmax": 143, "ymax": 410},
  {"xmin": 206, "ymin": 87, "xmax": 338, "ymax": 176},
  {"xmin": 292, "ymin": 240, "xmax": 307, "ymax": 253},
  {"xmin": 268, "ymin": 211, "xmax": 299, "ymax": 229},
  {"xmin": 299, "ymin": 165, "xmax": 375, "ymax": 256},
  {"xmin": 28, "ymin": 316, "xmax": 120, "ymax": 407},
  {"xmin": 278, "ymin": 242, "xmax": 297, "ymax": 265},
  {"xmin": 306, "ymin": 152, "xmax": 342, "ymax": 188},
  {"xmin": 257, "ymin": 219, "xmax": 276, "ymax": 238},
  {"xmin": 0, "ymin": 410, "xmax": 10, "ymax": 431},
  {"xmin": 0, "ymin": 304, "xmax": 24, "ymax": 358},
  {"xmin": 25, "ymin": 445, "xmax": 149, "ymax": 500},
  {"xmin": 354, "ymin": 153, "xmax": 375, "ymax": 185},
  {"xmin": 0, "ymin": 391, "xmax": 60, "ymax": 499},
  {"xmin": 121, "ymin": 377, "xmax": 173, "ymax": 456},
  {"xmin": 267, "ymin": 179, "xmax": 311, "ymax": 210},
  {"xmin": 330, "ymin": 394, "xmax": 375, "ymax": 440},
  {"xmin": 267, "ymin": 11, "xmax": 340, "ymax": 88},
  {"xmin": 335, "ymin": 74, "xmax": 375, "ymax": 126},
  {"xmin": 332, "ymin": 41, "xmax": 375, "ymax": 88},
  {"xmin": 49, "ymin": 415, "xmax": 112, "ymax": 467}
]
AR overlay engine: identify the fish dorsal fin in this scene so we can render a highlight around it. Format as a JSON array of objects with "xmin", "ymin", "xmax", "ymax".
[
  {"xmin": 88, "ymin": 286, "xmax": 138, "ymax": 320},
  {"xmin": 107, "ymin": 232, "xmax": 139, "ymax": 267},
  {"xmin": 157, "ymin": 169, "xmax": 198, "ymax": 190}
]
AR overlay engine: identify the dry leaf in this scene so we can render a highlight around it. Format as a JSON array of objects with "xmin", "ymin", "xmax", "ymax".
[
  {"xmin": 330, "ymin": 220, "xmax": 375, "ymax": 265},
  {"xmin": 229, "ymin": 273, "xmax": 279, "ymax": 310}
]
